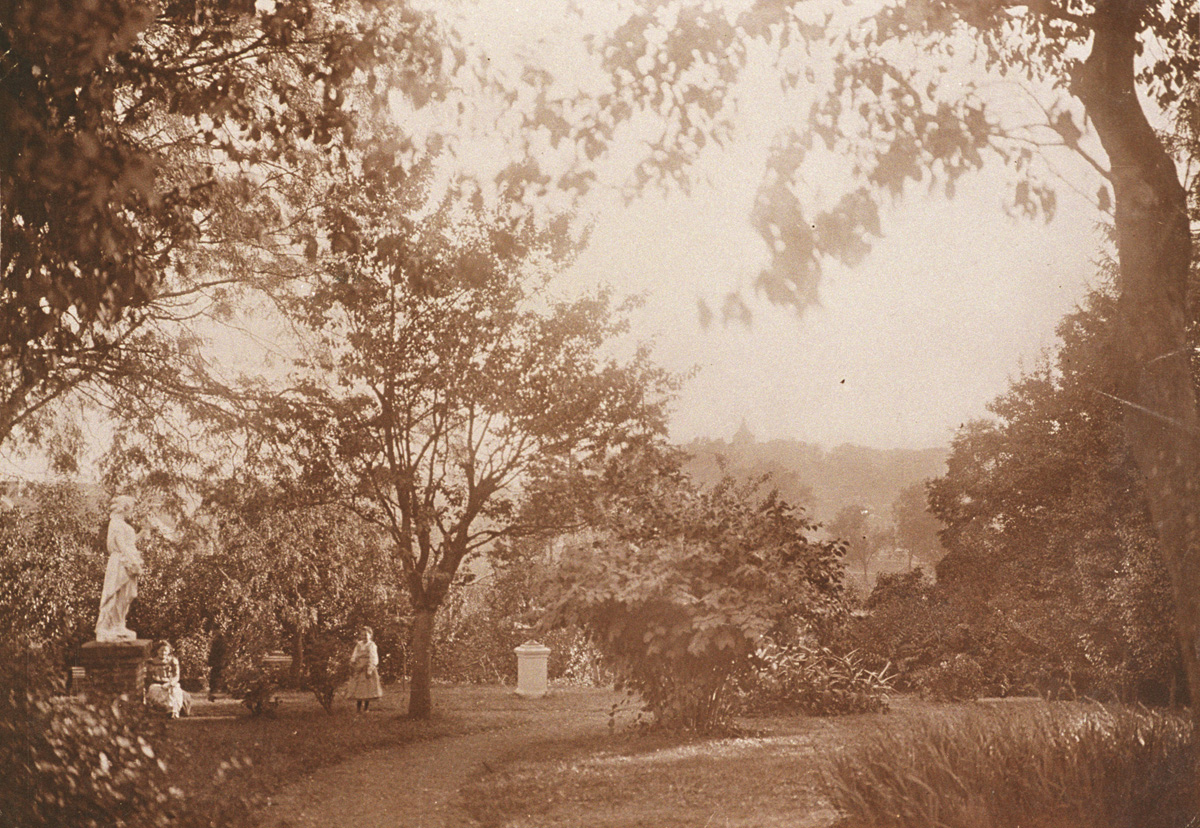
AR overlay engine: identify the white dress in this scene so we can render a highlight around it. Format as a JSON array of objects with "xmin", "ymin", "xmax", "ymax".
[{"xmin": 346, "ymin": 640, "xmax": 382, "ymax": 699}]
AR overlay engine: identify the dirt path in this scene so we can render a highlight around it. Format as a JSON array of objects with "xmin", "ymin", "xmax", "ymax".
[{"xmin": 261, "ymin": 689, "xmax": 617, "ymax": 828}]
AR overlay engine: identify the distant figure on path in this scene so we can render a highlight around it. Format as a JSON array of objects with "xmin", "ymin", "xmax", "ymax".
[
  {"xmin": 347, "ymin": 626, "xmax": 382, "ymax": 712},
  {"xmin": 146, "ymin": 640, "xmax": 191, "ymax": 718},
  {"xmin": 95, "ymin": 494, "xmax": 144, "ymax": 642}
]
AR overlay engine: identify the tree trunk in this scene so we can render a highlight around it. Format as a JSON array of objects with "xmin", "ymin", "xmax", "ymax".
[
  {"xmin": 1074, "ymin": 12, "xmax": 1199, "ymax": 768},
  {"xmin": 290, "ymin": 631, "xmax": 305, "ymax": 688},
  {"xmin": 408, "ymin": 607, "xmax": 436, "ymax": 719}
]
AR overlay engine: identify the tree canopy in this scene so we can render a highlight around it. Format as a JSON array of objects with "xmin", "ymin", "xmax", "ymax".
[
  {"xmin": 926, "ymin": 285, "xmax": 1181, "ymax": 701},
  {"xmin": 265, "ymin": 168, "xmax": 677, "ymax": 716},
  {"xmin": 0, "ymin": 0, "xmax": 445, "ymax": 449}
]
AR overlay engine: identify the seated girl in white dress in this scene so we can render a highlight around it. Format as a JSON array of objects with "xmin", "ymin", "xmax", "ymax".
[{"xmin": 146, "ymin": 640, "xmax": 191, "ymax": 718}]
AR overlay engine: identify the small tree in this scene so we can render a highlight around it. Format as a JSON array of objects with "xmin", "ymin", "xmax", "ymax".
[
  {"xmin": 283, "ymin": 189, "xmax": 675, "ymax": 718},
  {"xmin": 543, "ymin": 475, "xmax": 846, "ymax": 732},
  {"xmin": 827, "ymin": 504, "xmax": 881, "ymax": 588},
  {"xmin": 892, "ymin": 482, "xmax": 946, "ymax": 570}
]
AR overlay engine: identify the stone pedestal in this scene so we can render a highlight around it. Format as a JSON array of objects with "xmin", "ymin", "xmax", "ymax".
[
  {"xmin": 75, "ymin": 639, "xmax": 153, "ymax": 700},
  {"xmin": 514, "ymin": 640, "xmax": 551, "ymax": 698}
]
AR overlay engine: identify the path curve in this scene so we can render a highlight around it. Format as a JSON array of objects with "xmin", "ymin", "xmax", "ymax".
[{"xmin": 262, "ymin": 693, "xmax": 615, "ymax": 828}]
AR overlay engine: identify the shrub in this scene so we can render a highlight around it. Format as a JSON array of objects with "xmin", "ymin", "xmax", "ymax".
[
  {"xmin": 841, "ymin": 568, "xmax": 1092, "ymax": 701},
  {"xmin": 222, "ymin": 646, "xmax": 281, "ymax": 717},
  {"xmin": 824, "ymin": 703, "xmax": 1194, "ymax": 828},
  {"xmin": 303, "ymin": 632, "xmax": 352, "ymax": 714},
  {"xmin": 544, "ymin": 482, "xmax": 847, "ymax": 733},
  {"xmin": 552, "ymin": 630, "xmax": 610, "ymax": 686},
  {"xmin": 431, "ymin": 558, "xmax": 608, "ymax": 687},
  {"xmin": 911, "ymin": 653, "xmax": 988, "ymax": 702},
  {"xmin": 172, "ymin": 631, "xmax": 211, "ymax": 693},
  {"xmin": 740, "ymin": 641, "xmax": 892, "ymax": 716},
  {"xmin": 0, "ymin": 645, "xmax": 248, "ymax": 828},
  {"xmin": 432, "ymin": 579, "xmax": 524, "ymax": 684}
]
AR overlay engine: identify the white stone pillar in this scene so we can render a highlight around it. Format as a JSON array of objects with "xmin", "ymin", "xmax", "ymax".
[{"xmin": 514, "ymin": 640, "xmax": 551, "ymax": 698}]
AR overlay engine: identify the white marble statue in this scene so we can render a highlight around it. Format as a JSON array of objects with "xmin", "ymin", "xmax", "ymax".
[{"xmin": 95, "ymin": 495, "xmax": 144, "ymax": 642}]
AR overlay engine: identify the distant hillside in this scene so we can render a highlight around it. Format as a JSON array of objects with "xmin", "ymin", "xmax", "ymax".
[{"xmin": 681, "ymin": 430, "xmax": 948, "ymax": 526}]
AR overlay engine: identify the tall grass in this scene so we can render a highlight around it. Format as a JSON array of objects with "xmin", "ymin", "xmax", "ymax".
[{"xmin": 824, "ymin": 703, "xmax": 1195, "ymax": 828}]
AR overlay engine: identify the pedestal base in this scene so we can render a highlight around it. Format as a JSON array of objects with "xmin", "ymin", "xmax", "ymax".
[{"xmin": 75, "ymin": 639, "xmax": 152, "ymax": 700}]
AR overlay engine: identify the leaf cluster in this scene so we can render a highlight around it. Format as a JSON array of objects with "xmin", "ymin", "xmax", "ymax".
[
  {"xmin": 542, "ymin": 474, "xmax": 847, "ymax": 731},
  {"xmin": 0, "ymin": 658, "xmax": 249, "ymax": 827},
  {"xmin": 876, "ymin": 286, "xmax": 1186, "ymax": 701}
]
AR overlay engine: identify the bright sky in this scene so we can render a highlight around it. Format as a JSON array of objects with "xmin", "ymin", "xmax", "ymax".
[
  {"xmin": 440, "ymin": 0, "xmax": 1107, "ymax": 451},
  {"xmin": 573, "ymin": 177, "xmax": 1101, "ymax": 450}
]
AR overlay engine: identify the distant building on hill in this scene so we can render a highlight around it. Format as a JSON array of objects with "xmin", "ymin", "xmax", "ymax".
[{"xmin": 732, "ymin": 419, "xmax": 755, "ymax": 446}]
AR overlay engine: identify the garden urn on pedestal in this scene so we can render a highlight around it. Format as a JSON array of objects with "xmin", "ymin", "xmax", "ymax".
[{"xmin": 514, "ymin": 640, "xmax": 551, "ymax": 698}]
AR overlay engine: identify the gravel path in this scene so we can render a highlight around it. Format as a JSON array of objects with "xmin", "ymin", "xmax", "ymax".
[{"xmin": 261, "ymin": 689, "xmax": 618, "ymax": 828}]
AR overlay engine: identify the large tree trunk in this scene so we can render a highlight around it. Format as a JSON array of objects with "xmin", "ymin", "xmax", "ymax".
[
  {"xmin": 407, "ymin": 607, "xmax": 436, "ymax": 719},
  {"xmin": 1074, "ymin": 10, "xmax": 1199, "ymax": 747}
]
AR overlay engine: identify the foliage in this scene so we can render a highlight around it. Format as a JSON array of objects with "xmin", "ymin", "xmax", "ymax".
[
  {"xmin": 274, "ymin": 177, "xmax": 677, "ymax": 718},
  {"xmin": 682, "ymin": 437, "xmax": 946, "ymax": 529},
  {"xmin": 891, "ymin": 482, "xmax": 945, "ymax": 569},
  {"xmin": 458, "ymin": 0, "xmax": 1190, "ymax": 317},
  {"xmin": 913, "ymin": 653, "xmax": 988, "ymax": 703},
  {"xmin": 0, "ymin": 642, "xmax": 247, "ymax": 828},
  {"xmin": 739, "ymin": 641, "xmax": 892, "ymax": 717},
  {"xmin": 0, "ymin": 481, "xmax": 104, "ymax": 664},
  {"xmin": 924, "ymin": 288, "xmax": 1183, "ymax": 704},
  {"xmin": 826, "ymin": 503, "xmax": 891, "ymax": 589},
  {"xmin": 824, "ymin": 704, "xmax": 1195, "ymax": 828},
  {"xmin": 839, "ymin": 569, "xmax": 971, "ymax": 696},
  {"xmin": 431, "ymin": 569, "xmax": 531, "ymax": 685},
  {"xmin": 430, "ymin": 557, "xmax": 604, "ymax": 686},
  {"xmin": 840, "ymin": 288, "xmax": 1187, "ymax": 704},
  {"xmin": 303, "ymin": 632, "xmax": 352, "ymax": 714},
  {"xmin": 543, "ymin": 475, "xmax": 847, "ymax": 733},
  {"xmin": 170, "ymin": 631, "xmax": 211, "ymax": 693},
  {"xmin": 131, "ymin": 493, "xmax": 406, "ymax": 699},
  {"xmin": 0, "ymin": 0, "xmax": 448, "ymax": 437},
  {"xmin": 223, "ymin": 649, "xmax": 282, "ymax": 719}
]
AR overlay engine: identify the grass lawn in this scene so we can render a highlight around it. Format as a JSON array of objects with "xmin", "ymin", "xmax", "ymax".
[
  {"xmin": 153, "ymin": 685, "xmax": 1105, "ymax": 828},
  {"xmin": 156, "ymin": 682, "xmax": 552, "ymax": 813},
  {"xmin": 458, "ymin": 699, "xmax": 1027, "ymax": 828}
]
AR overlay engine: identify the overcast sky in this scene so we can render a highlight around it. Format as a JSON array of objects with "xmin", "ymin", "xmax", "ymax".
[
  {"xmin": 449, "ymin": 0, "xmax": 1108, "ymax": 451},
  {"xmin": 571, "ymin": 170, "xmax": 1102, "ymax": 450}
]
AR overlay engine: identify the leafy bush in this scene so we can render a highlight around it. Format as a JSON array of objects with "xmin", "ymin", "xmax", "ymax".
[
  {"xmin": 843, "ymin": 564, "xmax": 1182, "ymax": 703},
  {"xmin": 432, "ymin": 575, "xmax": 527, "ymax": 685},
  {"xmin": 910, "ymin": 653, "xmax": 988, "ymax": 702},
  {"xmin": 172, "ymin": 631, "xmax": 211, "ymax": 693},
  {"xmin": 544, "ymin": 481, "xmax": 847, "ymax": 733},
  {"xmin": 302, "ymin": 632, "xmax": 351, "ymax": 714},
  {"xmin": 0, "ymin": 644, "xmax": 247, "ymax": 828},
  {"xmin": 431, "ymin": 559, "xmax": 607, "ymax": 686},
  {"xmin": 221, "ymin": 646, "xmax": 281, "ymax": 717},
  {"xmin": 824, "ymin": 703, "xmax": 1194, "ymax": 828},
  {"xmin": 553, "ymin": 631, "xmax": 610, "ymax": 686},
  {"xmin": 740, "ymin": 641, "xmax": 891, "ymax": 716},
  {"xmin": 0, "ymin": 482, "xmax": 104, "ymax": 663}
]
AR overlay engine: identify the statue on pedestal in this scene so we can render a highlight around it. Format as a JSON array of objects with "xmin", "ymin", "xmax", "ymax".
[{"xmin": 95, "ymin": 495, "xmax": 144, "ymax": 643}]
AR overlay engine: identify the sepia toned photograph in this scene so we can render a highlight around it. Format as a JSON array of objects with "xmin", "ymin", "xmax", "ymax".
[{"xmin": 0, "ymin": 0, "xmax": 1196, "ymax": 825}]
